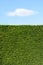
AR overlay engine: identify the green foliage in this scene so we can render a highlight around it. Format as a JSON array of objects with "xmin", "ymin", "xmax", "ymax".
[{"xmin": 0, "ymin": 25, "xmax": 43, "ymax": 65}]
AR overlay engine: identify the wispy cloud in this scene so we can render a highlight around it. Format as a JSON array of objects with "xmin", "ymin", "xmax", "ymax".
[{"xmin": 7, "ymin": 8, "xmax": 39, "ymax": 16}]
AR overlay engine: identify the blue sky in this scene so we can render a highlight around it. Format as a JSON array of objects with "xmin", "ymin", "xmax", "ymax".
[{"xmin": 0, "ymin": 0, "xmax": 43, "ymax": 25}]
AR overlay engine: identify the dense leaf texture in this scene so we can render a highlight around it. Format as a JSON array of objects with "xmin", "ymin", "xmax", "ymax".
[{"xmin": 0, "ymin": 25, "xmax": 43, "ymax": 65}]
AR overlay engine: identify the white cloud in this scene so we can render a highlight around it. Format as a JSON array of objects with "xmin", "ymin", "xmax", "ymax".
[{"xmin": 7, "ymin": 8, "xmax": 38, "ymax": 16}]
